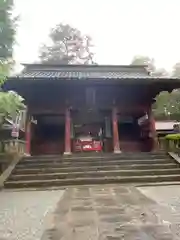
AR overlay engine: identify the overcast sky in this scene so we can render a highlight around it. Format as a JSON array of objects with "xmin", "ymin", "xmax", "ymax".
[{"xmin": 14, "ymin": 0, "xmax": 180, "ymax": 71}]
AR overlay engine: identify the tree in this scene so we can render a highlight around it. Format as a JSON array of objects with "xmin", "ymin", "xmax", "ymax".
[
  {"xmin": 131, "ymin": 55, "xmax": 177, "ymax": 119},
  {"xmin": 131, "ymin": 55, "xmax": 168, "ymax": 77},
  {"xmin": 156, "ymin": 62, "xmax": 180, "ymax": 120},
  {"xmin": 172, "ymin": 62, "xmax": 180, "ymax": 78},
  {"xmin": 131, "ymin": 55, "xmax": 156, "ymax": 73},
  {"xmin": 0, "ymin": 0, "xmax": 16, "ymax": 60},
  {"xmin": 153, "ymin": 91, "xmax": 173, "ymax": 119},
  {"xmin": 39, "ymin": 23, "xmax": 95, "ymax": 64},
  {"xmin": 154, "ymin": 90, "xmax": 180, "ymax": 120},
  {"xmin": 0, "ymin": 63, "xmax": 25, "ymax": 124},
  {"xmin": 152, "ymin": 68, "xmax": 169, "ymax": 77},
  {"xmin": 0, "ymin": 0, "xmax": 25, "ymax": 125}
]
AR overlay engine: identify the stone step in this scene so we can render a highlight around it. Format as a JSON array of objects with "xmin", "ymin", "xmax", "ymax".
[
  {"xmin": 21, "ymin": 156, "xmax": 168, "ymax": 164},
  {"xmin": 63, "ymin": 152, "xmax": 166, "ymax": 158},
  {"xmin": 13, "ymin": 163, "xmax": 178, "ymax": 174},
  {"xmin": 16, "ymin": 158, "xmax": 172, "ymax": 169},
  {"xmin": 8, "ymin": 168, "xmax": 180, "ymax": 181},
  {"xmin": 22, "ymin": 154, "xmax": 167, "ymax": 163},
  {"xmin": 5, "ymin": 152, "xmax": 179, "ymax": 189},
  {"xmin": 24, "ymin": 152, "xmax": 166, "ymax": 159},
  {"xmin": 5, "ymin": 174, "xmax": 180, "ymax": 188}
]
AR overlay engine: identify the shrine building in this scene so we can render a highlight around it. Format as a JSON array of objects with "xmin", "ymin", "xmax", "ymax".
[{"xmin": 3, "ymin": 64, "xmax": 180, "ymax": 155}]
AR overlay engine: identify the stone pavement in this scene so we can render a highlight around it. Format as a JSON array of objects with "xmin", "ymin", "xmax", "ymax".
[
  {"xmin": 1, "ymin": 185, "xmax": 180, "ymax": 239},
  {"xmin": 41, "ymin": 185, "xmax": 180, "ymax": 240},
  {"xmin": 0, "ymin": 190, "xmax": 64, "ymax": 240}
]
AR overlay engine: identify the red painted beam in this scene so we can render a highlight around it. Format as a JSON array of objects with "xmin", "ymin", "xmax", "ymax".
[
  {"xmin": 112, "ymin": 106, "xmax": 121, "ymax": 153},
  {"xmin": 25, "ymin": 120, "xmax": 31, "ymax": 155},
  {"xmin": 64, "ymin": 107, "xmax": 71, "ymax": 155}
]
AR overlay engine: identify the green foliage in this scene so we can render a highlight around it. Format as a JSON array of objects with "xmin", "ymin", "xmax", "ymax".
[
  {"xmin": 131, "ymin": 55, "xmax": 168, "ymax": 77},
  {"xmin": 172, "ymin": 63, "xmax": 180, "ymax": 78},
  {"xmin": 0, "ymin": 62, "xmax": 25, "ymax": 122},
  {"xmin": 0, "ymin": 1, "xmax": 25, "ymax": 126},
  {"xmin": 153, "ymin": 90, "xmax": 180, "ymax": 120},
  {"xmin": 165, "ymin": 134, "xmax": 180, "ymax": 140},
  {"xmin": 0, "ymin": 0, "xmax": 16, "ymax": 60},
  {"xmin": 39, "ymin": 23, "xmax": 95, "ymax": 64},
  {"xmin": 131, "ymin": 55, "xmax": 180, "ymax": 120},
  {"xmin": 0, "ymin": 91, "xmax": 25, "ymax": 115},
  {"xmin": 131, "ymin": 55, "xmax": 156, "ymax": 73},
  {"xmin": 153, "ymin": 91, "xmax": 172, "ymax": 118},
  {"xmin": 0, "ymin": 61, "xmax": 8, "ymax": 84}
]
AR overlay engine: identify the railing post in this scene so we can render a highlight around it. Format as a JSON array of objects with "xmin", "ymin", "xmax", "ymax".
[
  {"xmin": 148, "ymin": 108, "xmax": 158, "ymax": 151},
  {"xmin": 112, "ymin": 106, "xmax": 121, "ymax": 153},
  {"xmin": 25, "ymin": 117, "xmax": 31, "ymax": 156},
  {"xmin": 64, "ymin": 107, "xmax": 72, "ymax": 155}
]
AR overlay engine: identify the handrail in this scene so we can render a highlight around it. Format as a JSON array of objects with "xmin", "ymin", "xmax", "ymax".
[
  {"xmin": 0, "ymin": 156, "xmax": 22, "ymax": 188},
  {"xmin": 3, "ymin": 139, "xmax": 26, "ymax": 155},
  {"xmin": 3, "ymin": 139, "xmax": 26, "ymax": 144},
  {"xmin": 158, "ymin": 134, "xmax": 180, "ymax": 154},
  {"xmin": 0, "ymin": 139, "xmax": 26, "ymax": 188}
]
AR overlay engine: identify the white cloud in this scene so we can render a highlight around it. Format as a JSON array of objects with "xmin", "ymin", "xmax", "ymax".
[{"xmin": 14, "ymin": 0, "xmax": 180, "ymax": 71}]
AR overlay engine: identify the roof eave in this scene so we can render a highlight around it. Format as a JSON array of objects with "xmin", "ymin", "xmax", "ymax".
[
  {"xmin": 21, "ymin": 63, "xmax": 149, "ymax": 69},
  {"xmin": 7, "ymin": 76, "xmax": 180, "ymax": 82}
]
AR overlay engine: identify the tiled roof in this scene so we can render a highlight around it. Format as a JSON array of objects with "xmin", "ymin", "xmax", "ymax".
[
  {"xmin": 13, "ymin": 64, "xmax": 151, "ymax": 79},
  {"xmin": 17, "ymin": 70, "xmax": 151, "ymax": 79}
]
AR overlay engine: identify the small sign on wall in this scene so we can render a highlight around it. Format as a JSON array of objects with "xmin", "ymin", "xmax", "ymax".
[
  {"xmin": 11, "ymin": 124, "xmax": 19, "ymax": 138},
  {"xmin": 138, "ymin": 114, "xmax": 148, "ymax": 125}
]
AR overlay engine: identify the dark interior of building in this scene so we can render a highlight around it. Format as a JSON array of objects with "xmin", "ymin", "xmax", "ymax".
[{"xmin": 32, "ymin": 114, "xmax": 65, "ymax": 155}]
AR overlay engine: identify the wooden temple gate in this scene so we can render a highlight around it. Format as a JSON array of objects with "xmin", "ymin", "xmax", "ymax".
[{"xmin": 3, "ymin": 64, "xmax": 180, "ymax": 156}]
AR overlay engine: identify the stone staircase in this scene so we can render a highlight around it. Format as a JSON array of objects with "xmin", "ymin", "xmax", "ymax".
[{"xmin": 4, "ymin": 152, "xmax": 180, "ymax": 189}]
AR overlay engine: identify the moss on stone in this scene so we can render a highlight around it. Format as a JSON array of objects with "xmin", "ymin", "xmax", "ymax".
[{"xmin": 165, "ymin": 133, "xmax": 180, "ymax": 140}]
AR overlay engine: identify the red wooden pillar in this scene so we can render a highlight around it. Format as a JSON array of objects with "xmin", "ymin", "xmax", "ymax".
[
  {"xmin": 64, "ymin": 107, "xmax": 72, "ymax": 155},
  {"xmin": 148, "ymin": 108, "xmax": 158, "ymax": 151},
  {"xmin": 112, "ymin": 106, "xmax": 121, "ymax": 153},
  {"xmin": 25, "ymin": 118, "xmax": 31, "ymax": 156}
]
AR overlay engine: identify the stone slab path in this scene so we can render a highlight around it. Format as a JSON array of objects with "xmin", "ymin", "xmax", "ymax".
[
  {"xmin": 1, "ymin": 185, "xmax": 180, "ymax": 239},
  {"xmin": 42, "ymin": 185, "xmax": 180, "ymax": 240}
]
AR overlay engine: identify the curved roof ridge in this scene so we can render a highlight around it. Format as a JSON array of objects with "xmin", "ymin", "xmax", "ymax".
[{"xmin": 22, "ymin": 63, "xmax": 148, "ymax": 68}]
